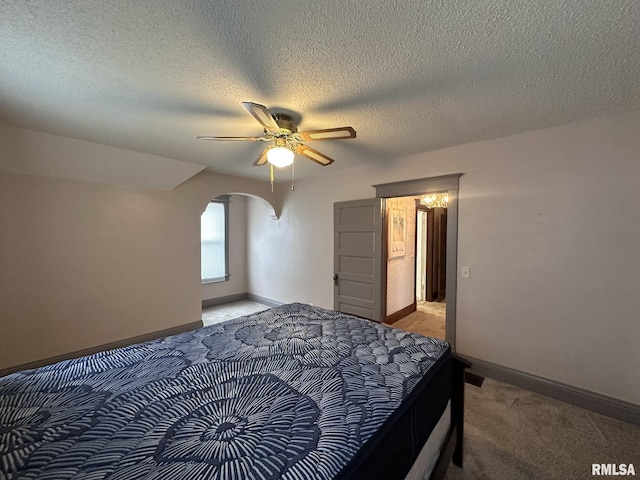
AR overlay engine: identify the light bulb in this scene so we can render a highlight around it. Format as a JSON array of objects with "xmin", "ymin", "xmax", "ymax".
[{"xmin": 267, "ymin": 146, "xmax": 294, "ymax": 167}]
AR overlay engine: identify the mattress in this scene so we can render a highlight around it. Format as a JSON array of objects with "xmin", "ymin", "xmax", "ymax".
[{"xmin": 0, "ymin": 303, "xmax": 450, "ymax": 480}]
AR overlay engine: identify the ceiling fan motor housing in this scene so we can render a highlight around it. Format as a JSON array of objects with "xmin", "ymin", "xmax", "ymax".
[{"xmin": 272, "ymin": 113, "xmax": 297, "ymax": 134}]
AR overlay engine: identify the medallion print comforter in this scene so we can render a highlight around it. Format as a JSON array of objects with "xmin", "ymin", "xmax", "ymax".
[{"xmin": 0, "ymin": 303, "xmax": 450, "ymax": 480}]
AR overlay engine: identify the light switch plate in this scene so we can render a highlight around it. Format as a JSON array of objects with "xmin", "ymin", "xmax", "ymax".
[{"xmin": 461, "ymin": 266, "xmax": 470, "ymax": 278}]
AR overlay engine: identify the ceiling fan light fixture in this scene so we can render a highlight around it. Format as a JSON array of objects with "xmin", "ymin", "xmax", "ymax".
[
  {"xmin": 197, "ymin": 102, "xmax": 356, "ymax": 170},
  {"xmin": 267, "ymin": 146, "xmax": 294, "ymax": 168}
]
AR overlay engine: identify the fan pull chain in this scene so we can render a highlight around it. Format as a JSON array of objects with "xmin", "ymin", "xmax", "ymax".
[
  {"xmin": 291, "ymin": 157, "xmax": 295, "ymax": 191},
  {"xmin": 270, "ymin": 164, "xmax": 274, "ymax": 192}
]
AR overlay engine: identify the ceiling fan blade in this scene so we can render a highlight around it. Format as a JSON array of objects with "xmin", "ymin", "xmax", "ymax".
[
  {"xmin": 197, "ymin": 135, "xmax": 265, "ymax": 141},
  {"xmin": 242, "ymin": 102, "xmax": 280, "ymax": 133},
  {"xmin": 295, "ymin": 145, "xmax": 335, "ymax": 166},
  {"xmin": 253, "ymin": 147, "xmax": 270, "ymax": 166},
  {"xmin": 297, "ymin": 126, "xmax": 356, "ymax": 141}
]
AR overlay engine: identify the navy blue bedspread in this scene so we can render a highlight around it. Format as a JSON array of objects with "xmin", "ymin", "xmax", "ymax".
[{"xmin": 0, "ymin": 303, "xmax": 449, "ymax": 480}]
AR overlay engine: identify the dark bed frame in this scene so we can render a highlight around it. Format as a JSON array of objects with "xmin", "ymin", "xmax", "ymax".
[
  {"xmin": 336, "ymin": 352, "xmax": 471, "ymax": 480},
  {"xmin": 429, "ymin": 354, "xmax": 471, "ymax": 480}
]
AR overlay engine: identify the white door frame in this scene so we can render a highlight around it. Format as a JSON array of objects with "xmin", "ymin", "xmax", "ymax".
[{"xmin": 416, "ymin": 209, "xmax": 427, "ymax": 301}]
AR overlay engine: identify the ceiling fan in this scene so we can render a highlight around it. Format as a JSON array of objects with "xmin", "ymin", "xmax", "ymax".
[{"xmin": 197, "ymin": 102, "xmax": 356, "ymax": 169}]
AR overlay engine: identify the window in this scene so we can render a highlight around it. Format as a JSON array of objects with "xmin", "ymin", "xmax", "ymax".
[{"xmin": 201, "ymin": 197, "xmax": 229, "ymax": 283}]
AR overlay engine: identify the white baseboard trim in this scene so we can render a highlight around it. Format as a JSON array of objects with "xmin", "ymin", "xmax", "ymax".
[{"xmin": 464, "ymin": 355, "xmax": 640, "ymax": 426}]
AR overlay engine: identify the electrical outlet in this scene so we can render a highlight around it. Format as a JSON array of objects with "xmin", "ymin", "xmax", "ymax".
[{"xmin": 461, "ymin": 266, "xmax": 470, "ymax": 278}]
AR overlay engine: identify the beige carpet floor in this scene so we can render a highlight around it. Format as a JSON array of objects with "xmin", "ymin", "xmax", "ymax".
[
  {"xmin": 202, "ymin": 300, "xmax": 269, "ymax": 325},
  {"xmin": 390, "ymin": 300, "xmax": 446, "ymax": 340},
  {"xmin": 389, "ymin": 301, "xmax": 639, "ymax": 479},
  {"xmin": 443, "ymin": 379, "xmax": 640, "ymax": 480}
]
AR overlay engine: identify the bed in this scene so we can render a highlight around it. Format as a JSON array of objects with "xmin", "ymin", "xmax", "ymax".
[{"xmin": 0, "ymin": 303, "xmax": 468, "ymax": 480}]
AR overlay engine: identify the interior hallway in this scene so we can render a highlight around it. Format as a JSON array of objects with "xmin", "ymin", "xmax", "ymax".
[{"xmin": 389, "ymin": 300, "xmax": 446, "ymax": 340}]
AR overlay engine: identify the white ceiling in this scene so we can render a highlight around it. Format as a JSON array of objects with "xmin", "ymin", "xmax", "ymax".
[{"xmin": 1, "ymin": 0, "xmax": 640, "ymax": 184}]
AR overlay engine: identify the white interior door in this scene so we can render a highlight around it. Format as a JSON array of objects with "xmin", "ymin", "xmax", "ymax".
[
  {"xmin": 416, "ymin": 209, "xmax": 427, "ymax": 301},
  {"xmin": 333, "ymin": 198, "xmax": 383, "ymax": 321}
]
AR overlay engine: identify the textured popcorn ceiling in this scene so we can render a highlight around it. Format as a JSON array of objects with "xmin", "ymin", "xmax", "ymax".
[{"xmin": 1, "ymin": 0, "xmax": 639, "ymax": 185}]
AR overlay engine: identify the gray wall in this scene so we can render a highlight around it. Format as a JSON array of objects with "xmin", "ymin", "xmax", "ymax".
[
  {"xmin": 0, "ymin": 128, "xmax": 276, "ymax": 371},
  {"xmin": 247, "ymin": 109, "xmax": 640, "ymax": 406},
  {"xmin": 2, "ymin": 110, "xmax": 638, "ymax": 408}
]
